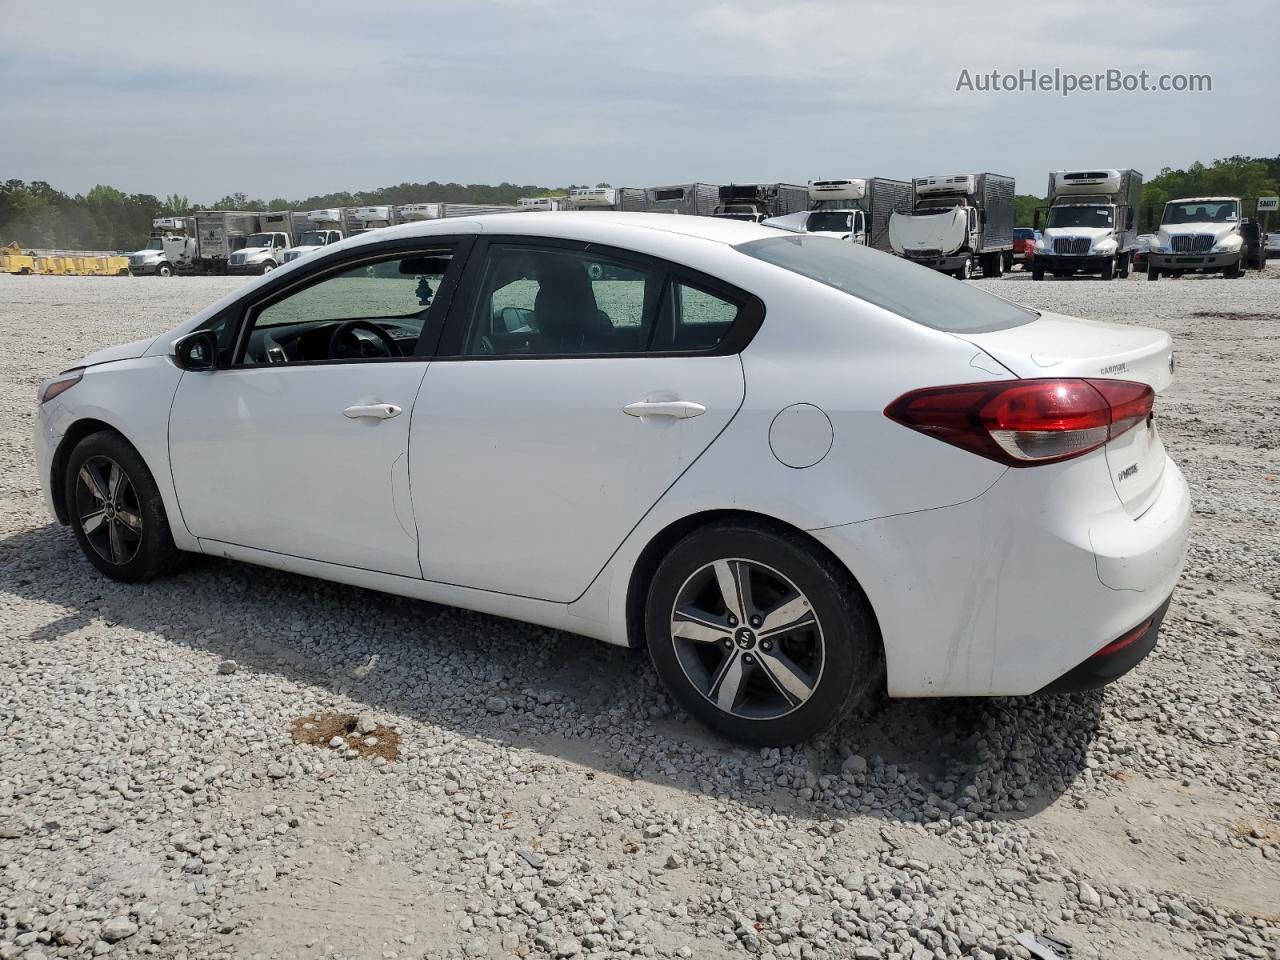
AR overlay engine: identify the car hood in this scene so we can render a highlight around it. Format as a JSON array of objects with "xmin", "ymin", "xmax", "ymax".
[
  {"xmin": 1157, "ymin": 223, "xmax": 1238, "ymax": 242},
  {"xmin": 76, "ymin": 336, "xmax": 160, "ymax": 370},
  {"xmin": 889, "ymin": 209, "xmax": 967, "ymax": 255},
  {"xmin": 128, "ymin": 248, "xmax": 161, "ymax": 258},
  {"xmin": 234, "ymin": 246, "xmax": 272, "ymax": 258},
  {"xmin": 1041, "ymin": 226, "xmax": 1114, "ymax": 241}
]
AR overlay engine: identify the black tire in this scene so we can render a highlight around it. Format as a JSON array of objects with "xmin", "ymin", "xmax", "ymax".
[
  {"xmin": 1147, "ymin": 265, "xmax": 1160, "ymax": 281},
  {"xmin": 1224, "ymin": 257, "xmax": 1242, "ymax": 279},
  {"xmin": 157, "ymin": 263, "xmax": 173, "ymax": 278},
  {"xmin": 1032, "ymin": 264, "xmax": 1045, "ymax": 281},
  {"xmin": 260, "ymin": 261, "xmax": 276, "ymax": 275},
  {"xmin": 645, "ymin": 521, "xmax": 880, "ymax": 747},
  {"xmin": 1100, "ymin": 257, "xmax": 1116, "ymax": 281},
  {"xmin": 1118, "ymin": 253, "xmax": 1130, "ymax": 278},
  {"xmin": 64, "ymin": 430, "xmax": 186, "ymax": 583}
]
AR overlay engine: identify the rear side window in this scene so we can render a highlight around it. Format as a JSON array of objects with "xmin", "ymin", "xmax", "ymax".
[
  {"xmin": 651, "ymin": 282, "xmax": 739, "ymax": 351},
  {"xmin": 736, "ymin": 235, "xmax": 1036, "ymax": 333}
]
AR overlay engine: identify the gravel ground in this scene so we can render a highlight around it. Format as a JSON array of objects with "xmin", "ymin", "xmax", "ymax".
[{"xmin": 1, "ymin": 270, "xmax": 1277, "ymax": 960}]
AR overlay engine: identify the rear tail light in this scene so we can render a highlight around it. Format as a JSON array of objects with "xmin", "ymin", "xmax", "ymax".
[
  {"xmin": 1091, "ymin": 615, "xmax": 1153, "ymax": 659},
  {"xmin": 885, "ymin": 378, "xmax": 1154, "ymax": 467}
]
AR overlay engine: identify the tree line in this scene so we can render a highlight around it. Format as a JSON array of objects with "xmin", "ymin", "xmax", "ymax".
[{"xmin": 3, "ymin": 158, "xmax": 1277, "ymax": 250}]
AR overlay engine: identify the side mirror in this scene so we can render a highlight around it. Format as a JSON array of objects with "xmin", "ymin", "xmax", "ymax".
[
  {"xmin": 1033, "ymin": 208, "xmax": 1043, "ymax": 229},
  {"xmin": 171, "ymin": 330, "xmax": 218, "ymax": 371}
]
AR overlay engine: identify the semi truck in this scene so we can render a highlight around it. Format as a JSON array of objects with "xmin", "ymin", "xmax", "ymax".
[
  {"xmin": 127, "ymin": 216, "xmax": 197, "ymax": 277},
  {"xmin": 713, "ymin": 183, "xmax": 808, "ymax": 222},
  {"xmin": 643, "ymin": 183, "xmax": 720, "ymax": 216},
  {"xmin": 1144, "ymin": 196, "xmax": 1247, "ymax": 280},
  {"xmin": 192, "ymin": 210, "xmax": 261, "ymax": 274},
  {"xmin": 227, "ymin": 211, "xmax": 296, "ymax": 275},
  {"xmin": 281, "ymin": 209, "xmax": 346, "ymax": 265},
  {"xmin": 1031, "ymin": 169, "xmax": 1142, "ymax": 281},
  {"xmin": 889, "ymin": 173, "xmax": 1015, "ymax": 279}
]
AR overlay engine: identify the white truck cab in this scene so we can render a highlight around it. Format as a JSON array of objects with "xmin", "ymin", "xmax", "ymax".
[
  {"xmin": 1033, "ymin": 170, "xmax": 1142, "ymax": 281},
  {"xmin": 1145, "ymin": 197, "xmax": 1246, "ymax": 280},
  {"xmin": 568, "ymin": 188, "xmax": 620, "ymax": 211},
  {"xmin": 518, "ymin": 197, "xmax": 568, "ymax": 211},
  {"xmin": 281, "ymin": 209, "xmax": 345, "ymax": 264},
  {"xmin": 127, "ymin": 217, "xmax": 196, "ymax": 277},
  {"xmin": 227, "ymin": 232, "xmax": 290, "ymax": 275}
]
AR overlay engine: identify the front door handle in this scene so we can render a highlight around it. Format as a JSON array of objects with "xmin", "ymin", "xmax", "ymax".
[
  {"xmin": 343, "ymin": 403, "xmax": 402, "ymax": 420},
  {"xmin": 623, "ymin": 400, "xmax": 706, "ymax": 419}
]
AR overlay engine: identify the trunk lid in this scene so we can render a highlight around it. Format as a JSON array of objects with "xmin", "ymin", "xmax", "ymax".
[{"xmin": 958, "ymin": 310, "xmax": 1173, "ymax": 517}]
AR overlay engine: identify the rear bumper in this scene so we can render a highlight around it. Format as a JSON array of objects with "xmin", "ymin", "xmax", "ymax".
[
  {"xmin": 1148, "ymin": 251, "xmax": 1238, "ymax": 270},
  {"xmin": 811, "ymin": 452, "xmax": 1191, "ymax": 698},
  {"xmin": 1037, "ymin": 595, "xmax": 1171, "ymax": 693},
  {"xmin": 226, "ymin": 263, "xmax": 265, "ymax": 275}
]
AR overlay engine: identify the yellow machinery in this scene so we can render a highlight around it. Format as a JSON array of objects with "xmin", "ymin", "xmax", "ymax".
[{"xmin": 0, "ymin": 242, "xmax": 35, "ymax": 274}]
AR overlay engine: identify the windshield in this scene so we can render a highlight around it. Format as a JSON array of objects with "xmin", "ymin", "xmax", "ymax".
[
  {"xmin": 244, "ymin": 233, "xmax": 277, "ymax": 247},
  {"xmin": 297, "ymin": 231, "xmax": 329, "ymax": 246},
  {"xmin": 1162, "ymin": 201, "xmax": 1239, "ymax": 225},
  {"xmin": 145, "ymin": 238, "xmax": 164, "ymax": 250},
  {"xmin": 738, "ymin": 235, "xmax": 1036, "ymax": 334},
  {"xmin": 913, "ymin": 197, "xmax": 966, "ymax": 214},
  {"xmin": 1047, "ymin": 206, "xmax": 1114, "ymax": 229},
  {"xmin": 807, "ymin": 211, "xmax": 854, "ymax": 233}
]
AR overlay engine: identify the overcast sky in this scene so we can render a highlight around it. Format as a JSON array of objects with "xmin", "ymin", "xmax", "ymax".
[{"xmin": 1, "ymin": 0, "xmax": 1273, "ymax": 201}]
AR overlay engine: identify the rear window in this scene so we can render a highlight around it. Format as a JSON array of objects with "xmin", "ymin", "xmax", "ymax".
[{"xmin": 736, "ymin": 235, "xmax": 1037, "ymax": 334}]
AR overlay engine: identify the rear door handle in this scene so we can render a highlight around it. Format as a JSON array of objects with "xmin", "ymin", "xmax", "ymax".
[
  {"xmin": 623, "ymin": 400, "xmax": 706, "ymax": 419},
  {"xmin": 343, "ymin": 403, "xmax": 402, "ymax": 420}
]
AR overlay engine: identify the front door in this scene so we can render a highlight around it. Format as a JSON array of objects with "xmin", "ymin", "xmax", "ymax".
[
  {"xmin": 168, "ymin": 245, "xmax": 461, "ymax": 577},
  {"xmin": 410, "ymin": 239, "xmax": 753, "ymax": 602}
]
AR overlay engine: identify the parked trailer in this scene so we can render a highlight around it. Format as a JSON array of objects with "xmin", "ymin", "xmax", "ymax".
[
  {"xmin": 1033, "ymin": 169, "xmax": 1142, "ymax": 280},
  {"xmin": 800, "ymin": 178, "xmax": 913, "ymax": 252},
  {"xmin": 643, "ymin": 183, "xmax": 721, "ymax": 216},
  {"xmin": 517, "ymin": 197, "xmax": 569, "ymax": 211},
  {"xmin": 617, "ymin": 188, "xmax": 648, "ymax": 212},
  {"xmin": 713, "ymin": 183, "xmax": 809, "ymax": 222},
  {"xmin": 889, "ymin": 173, "xmax": 1015, "ymax": 279},
  {"xmin": 397, "ymin": 203, "xmax": 520, "ymax": 221},
  {"xmin": 349, "ymin": 206, "xmax": 396, "ymax": 235},
  {"xmin": 568, "ymin": 188, "xmax": 620, "ymax": 211},
  {"xmin": 193, "ymin": 210, "xmax": 259, "ymax": 274}
]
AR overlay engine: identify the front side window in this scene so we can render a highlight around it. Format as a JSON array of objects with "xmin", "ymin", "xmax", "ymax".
[
  {"xmin": 239, "ymin": 250, "xmax": 454, "ymax": 365},
  {"xmin": 461, "ymin": 245, "xmax": 662, "ymax": 356}
]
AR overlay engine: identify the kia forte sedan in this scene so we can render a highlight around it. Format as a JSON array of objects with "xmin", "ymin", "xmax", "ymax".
[{"xmin": 34, "ymin": 213, "xmax": 1191, "ymax": 746}]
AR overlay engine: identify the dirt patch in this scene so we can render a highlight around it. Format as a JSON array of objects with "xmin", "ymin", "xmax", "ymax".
[
  {"xmin": 290, "ymin": 712, "xmax": 401, "ymax": 761},
  {"xmin": 1188, "ymin": 310, "xmax": 1278, "ymax": 322}
]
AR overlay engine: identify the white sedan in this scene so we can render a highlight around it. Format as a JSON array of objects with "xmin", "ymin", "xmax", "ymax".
[{"xmin": 34, "ymin": 213, "xmax": 1191, "ymax": 745}]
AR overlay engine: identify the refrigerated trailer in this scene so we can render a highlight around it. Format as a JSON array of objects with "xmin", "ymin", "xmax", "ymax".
[
  {"xmin": 889, "ymin": 173, "xmax": 1015, "ymax": 278},
  {"xmin": 192, "ymin": 210, "xmax": 260, "ymax": 274},
  {"xmin": 713, "ymin": 183, "xmax": 808, "ymax": 222},
  {"xmin": 1033, "ymin": 169, "xmax": 1143, "ymax": 280},
  {"xmin": 643, "ymin": 183, "xmax": 721, "ymax": 216},
  {"xmin": 397, "ymin": 203, "xmax": 520, "ymax": 220}
]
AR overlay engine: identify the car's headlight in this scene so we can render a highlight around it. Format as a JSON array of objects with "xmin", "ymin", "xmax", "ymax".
[
  {"xmin": 1034, "ymin": 239, "xmax": 1049, "ymax": 251},
  {"xmin": 38, "ymin": 368, "xmax": 83, "ymax": 404},
  {"xmin": 1091, "ymin": 239, "xmax": 1117, "ymax": 255},
  {"xmin": 1211, "ymin": 236, "xmax": 1242, "ymax": 253}
]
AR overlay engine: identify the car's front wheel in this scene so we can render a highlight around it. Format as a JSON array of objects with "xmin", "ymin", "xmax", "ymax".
[
  {"xmin": 646, "ymin": 521, "xmax": 880, "ymax": 746},
  {"xmin": 64, "ymin": 431, "xmax": 185, "ymax": 583}
]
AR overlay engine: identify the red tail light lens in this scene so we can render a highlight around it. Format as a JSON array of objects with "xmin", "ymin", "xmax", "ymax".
[{"xmin": 885, "ymin": 378, "xmax": 1154, "ymax": 467}]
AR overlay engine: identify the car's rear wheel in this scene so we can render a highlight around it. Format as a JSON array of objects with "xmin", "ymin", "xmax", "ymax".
[
  {"xmin": 64, "ymin": 431, "xmax": 185, "ymax": 583},
  {"xmin": 646, "ymin": 521, "xmax": 880, "ymax": 746}
]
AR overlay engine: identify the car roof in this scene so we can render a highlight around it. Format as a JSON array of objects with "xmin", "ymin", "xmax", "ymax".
[{"xmin": 359, "ymin": 211, "xmax": 782, "ymax": 248}]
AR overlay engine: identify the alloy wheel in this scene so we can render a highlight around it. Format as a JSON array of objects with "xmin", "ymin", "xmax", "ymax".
[
  {"xmin": 74, "ymin": 455, "xmax": 143, "ymax": 565},
  {"xmin": 669, "ymin": 559, "xmax": 825, "ymax": 720}
]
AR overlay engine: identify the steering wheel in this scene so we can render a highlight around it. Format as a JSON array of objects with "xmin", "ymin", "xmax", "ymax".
[{"xmin": 327, "ymin": 320, "xmax": 402, "ymax": 360}]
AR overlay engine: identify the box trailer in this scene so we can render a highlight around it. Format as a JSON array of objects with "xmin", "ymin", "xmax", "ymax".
[
  {"xmin": 192, "ymin": 210, "xmax": 259, "ymax": 274},
  {"xmin": 713, "ymin": 183, "xmax": 809, "ymax": 222},
  {"xmin": 643, "ymin": 183, "xmax": 721, "ymax": 216}
]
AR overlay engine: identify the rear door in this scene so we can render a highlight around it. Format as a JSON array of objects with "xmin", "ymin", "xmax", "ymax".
[{"xmin": 409, "ymin": 238, "xmax": 759, "ymax": 602}]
